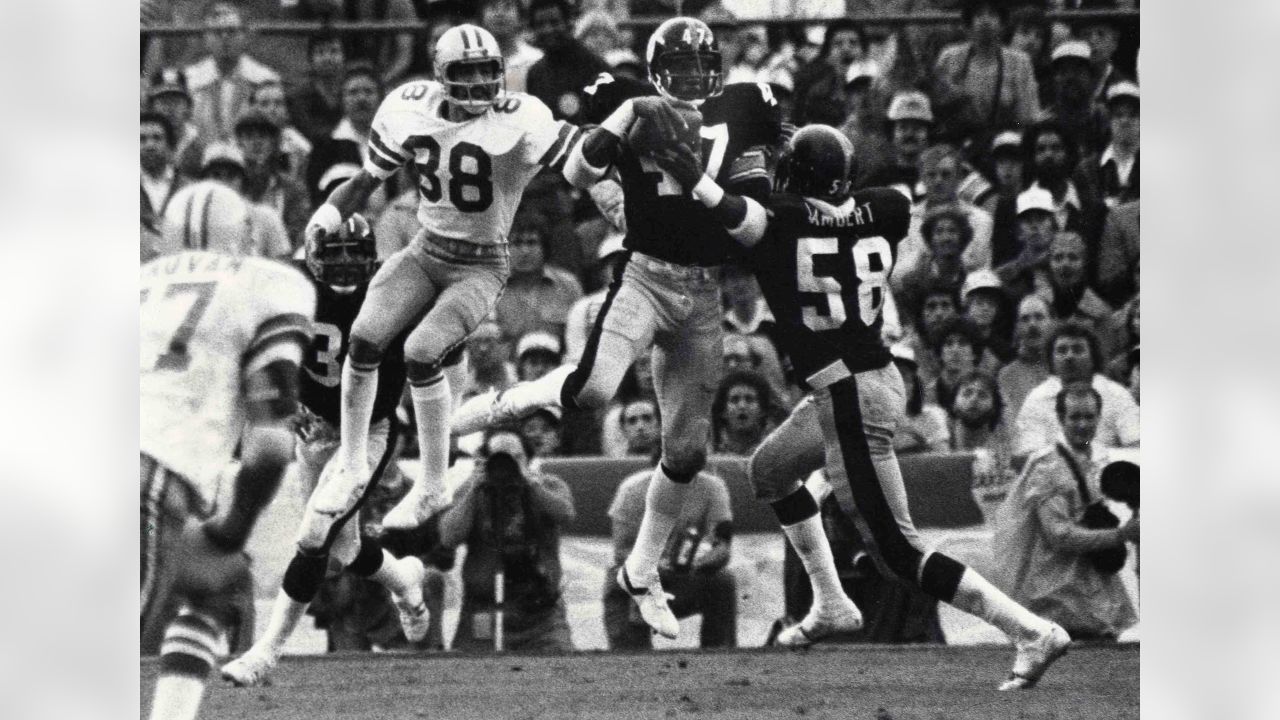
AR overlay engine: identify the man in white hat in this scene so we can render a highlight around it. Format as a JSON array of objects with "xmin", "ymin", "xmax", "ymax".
[
  {"xmin": 994, "ymin": 186, "xmax": 1057, "ymax": 298},
  {"xmin": 863, "ymin": 90, "xmax": 934, "ymax": 200},
  {"xmin": 1038, "ymin": 40, "xmax": 1108, "ymax": 154},
  {"xmin": 1074, "ymin": 81, "xmax": 1140, "ymax": 209}
]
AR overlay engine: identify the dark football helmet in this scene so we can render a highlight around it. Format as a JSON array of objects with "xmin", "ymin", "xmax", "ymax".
[
  {"xmin": 646, "ymin": 17, "xmax": 723, "ymax": 105},
  {"xmin": 774, "ymin": 124, "xmax": 856, "ymax": 199},
  {"xmin": 306, "ymin": 213, "xmax": 376, "ymax": 293}
]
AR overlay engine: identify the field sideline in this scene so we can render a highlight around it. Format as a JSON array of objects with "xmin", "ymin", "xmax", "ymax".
[{"xmin": 140, "ymin": 643, "xmax": 1139, "ymax": 719}]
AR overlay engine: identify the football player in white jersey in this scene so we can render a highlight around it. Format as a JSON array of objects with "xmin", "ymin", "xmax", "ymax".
[
  {"xmin": 141, "ymin": 185, "xmax": 316, "ymax": 720},
  {"xmin": 303, "ymin": 23, "xmax": 626, "ymax": 531}
]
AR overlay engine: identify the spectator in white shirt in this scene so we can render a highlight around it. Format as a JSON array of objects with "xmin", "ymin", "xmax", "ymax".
[
  {"xmin": 183, "ymin": 3, "xmax": 281, "ymax": 142},
  {"xmin": 141, "ymin": 111, "xmax": 191, "ymax": 221},
  {"xmin": 1013, "ymin": 321, "xmax": 1139, "ymax": 463}
]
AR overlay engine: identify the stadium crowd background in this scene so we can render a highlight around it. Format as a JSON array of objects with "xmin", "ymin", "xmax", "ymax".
[{"xmin": 140, "ymin": 0, "xmax": 1140, "ymax": 652}]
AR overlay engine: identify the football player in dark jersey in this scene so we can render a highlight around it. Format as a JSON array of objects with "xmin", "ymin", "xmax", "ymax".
[
  {"xmin": 649, "ymin": 124, "xmax": 1072, "ymax": 690},
  {"xmin": 452, "ymin": 17, "xmax": 782, "ymax": 639},
  {"xmin": 221, "ymin": 216, "xmax": 437, "ymax": 686}
]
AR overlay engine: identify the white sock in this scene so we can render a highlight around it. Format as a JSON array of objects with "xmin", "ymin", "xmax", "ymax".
[
  {"xmin": 410, "ymin": 376, "xmax": 451, "ymax": 498},
  {"xmin": 148, "ymin": 674, "xmax": 206, "ymax": 720},
  {"xmin": 444, "ymin": 360, "xmax": 470, "ymax": 411},
  {"xmin": 253, "ymin": 589, "xmax": 308, "ymax": 656},
  {"xmin": 340, "ymin": 361, "xmax": 379, "ymax": 468},
  {"xmin": 950, "ymin": 567, "xmax": 1048, "ymax": 643},
  {"xmin": 781, "ymin": 514, "xmax": 844, "ymax": 611},
  {"xmin": 624, "ymin": 465, "xmax": 691, "ymax": 585},
  {"xmin": 370, "ymin": 551, "xmax": 417, "ymax": 597},
  {"xmin": 505, "ymin": 364, "xmax": 570, "ymax": 410}
]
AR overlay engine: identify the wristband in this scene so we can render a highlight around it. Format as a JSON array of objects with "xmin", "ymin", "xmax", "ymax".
[
  {"xmin": 310, "ymin": 203, "xmax": 343, "ymax": 234},
  {"xmin": 600, "ymin": 100, "xmax": 638, "ymax": 138},
  {"xmin": 691, "ymin": 175, "xmax": 724, "ymax": 208}
]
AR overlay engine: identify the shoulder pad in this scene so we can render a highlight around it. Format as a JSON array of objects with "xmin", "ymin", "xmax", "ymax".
[
  {"xmin": 246, "ymin": 258, "xmax": 317, "ymax": 318},
  {"xmin": 489, "ymin": 91, "xmax": 553, "ymax": 126},
  {"xmin": 580, "ymin": 72, "xmax": 654, "ymax": 124},
  {"xmin": 704, "ymin": 82, "xmax": 783, "ymax": 127}
]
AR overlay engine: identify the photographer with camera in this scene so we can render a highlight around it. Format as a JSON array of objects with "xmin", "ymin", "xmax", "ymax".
[
  {"xmin": 994, "ymin": 382, "xmax": 1139, "ymax": 640},
  {"xmin": 439, "ymin": 427, "xmax": 577, "ymax": 652},
  {"xmin": 603, "ymin": 453, "xmax": 737, "ymax": 650}
]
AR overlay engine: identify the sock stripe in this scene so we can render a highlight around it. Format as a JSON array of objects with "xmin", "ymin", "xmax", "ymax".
[
  {"xmin": 161, "ymin": 635, "xmax": 216, "ymax": 666},
  {"xmin": 348, "ymin": 359, "xmax": 380, "ymax": 373},
  {"xmin": 409, "ymin": 373, "xmax": 445, "ymax": 389},
  {"xmin": 159, "ymin": 651, "xmax": 214, "ymax": 679},
  {"xmin": 172, "ymin": 610, "xmax": 221, "ymax": 637}
]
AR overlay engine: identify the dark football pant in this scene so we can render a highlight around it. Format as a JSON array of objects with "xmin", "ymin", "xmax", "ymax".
[
  {"xmin": 564, "ymin": 252, "xmax": 723, "ymax": 475},
  {"xmin": 750, "ymin": 361, "xmax": 964, "ymax": 602}
]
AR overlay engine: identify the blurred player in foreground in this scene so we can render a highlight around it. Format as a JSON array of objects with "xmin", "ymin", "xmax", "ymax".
[
  {"xmin": 220, "ymin": 216, "xmax": 432, "ymax": 687},
  {"xmin": 648, "ymin": 124, "xmax": 1071, "ymax": 690},
  {"xmin": 141, "ymin": 184, "xmax": 316, "ymax": 719}
]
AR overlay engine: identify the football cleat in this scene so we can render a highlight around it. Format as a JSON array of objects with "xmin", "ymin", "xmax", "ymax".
[
  {"xmin": 998, "ymin": 623, "xmax": 1071, "ymax": 691},
  {"xmin": 617, "ymin": 565, "xmax": 680, "ymax": 640},
  {"xmin": 381, "ymin": 485, "xmax": 448, "ymax": 531},
  {"xmin": 774, "ymin": 597, "xmax": 864, "ymax": 647},
  {"xmin": 311, "ymin": 461, "xmax": 371, "ymax": 515},
  {"xmin": 389, "ymin": 556, "xmax": 431, "ymax": 643},
  {"xmin": 220, "ymin": 646, "xmax": 278, "ymax": 687},
  {"xmin": 450, "ymin": 365, "xmax": 572, "ymax": 437}
]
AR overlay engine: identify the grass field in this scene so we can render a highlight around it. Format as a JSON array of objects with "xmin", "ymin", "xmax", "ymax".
[{"xmin": 140, "ymin": 643, "xmax": 1139, "ymax": 720}]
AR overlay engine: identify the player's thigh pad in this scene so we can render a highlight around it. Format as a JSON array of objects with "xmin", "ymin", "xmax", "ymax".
[
  {"xmin": 351, "ymin": 243, "xmax": 441, "ymax": 351},
  {"xmin": 405, "ymin": 258, "xmax": 507, "ymax": 365},
  {"xmin": 297, "ymin": 422, "xmax": 390, "ymax": 561},
  {"xmin": 748, "ymin": 395, "xmax": 826, "ymax": 500}
]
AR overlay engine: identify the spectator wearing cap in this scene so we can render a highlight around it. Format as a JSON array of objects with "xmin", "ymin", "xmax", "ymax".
[
  {"xmin": 248, "ymin": 81, "xmax": 312, "ymax": 184},
  {"xmin": 998, "ymin": 293, "xmax": 1055, "ymax": 421},
  {"xmin": 521, "ymin": 407, "xmax": 566, "ymax": 460},
  {"xmin": 863, "ymin": 91, "xmax": 935, "ymax": 200},
  {"xmin": 197, "ymin": 143, "xmax": 293, "ymax": 258},
  {"xmin": 893, "ymin": 205, "xmax": 971, "ymax": 325},
  {"xmin": 1024, "ymin": 121, "xmax": 1105, "ymax": 251},
  {"xmin": 526, "ymin": 0, "xmax": 609, "ymax": 123},
  {"xmin": 515, "ymin": 331, "xmax": 564, "ymax": 383},
  {"xmin": 1012, "ymin": 322, "xmax": 1139, "ymax": 462},
  {"xmin": 993, "ymin": 186, "xmax": 1055, "ymax": 298},
  {"xmin": 896, "ymin": 144, "xmax": 993, "ymax": 286},
  {"xmin": 288, "ymin": 33, "xmax": 347, "ymax": 141},
  {"xmin": 961, "ymin": 268, "xmax": 1015, "ymax": 363},
  {"xmin": 838, "ymin": 62, "xmax": 893, "ymax": 186},
  {"xmin": 1074, "ymin": 0, "xmax": 1133, "ymax": 104},
  {"xmin": 930, "ymin": 0, "xmax": 1040, "ymax": 144},
  {"xmin": 1036, "ymin": 231, "xmax": 1115, "ymax": 351},
  {"xmin": 493, "ymin": 204, "xmax": 584, "ymax": 343},
  {"xmin": 890, "ymin": 343, "xmax": 951, "ymax": 455},
  {"xmin": 792, "ymin": 19, "xmax": 868, "ymax": 127},
  {"xmin": 147, "ymin": 68, "xmax": 207, "ymax": 179},
  {"xmin": 290, "ymin": 0, "xmax": 416, "ymax": 86},
  {"xmin": 1075, "ymin": 82, "xmax": 1140, "ymax": 210},
  {"xmin": 235, "ymin": 110, "xmax": 311, "ymax": 249},
  {"xmin": 1038, "ymin": 40, "xmax": 1108, "ymax": 155},
  {"xmin": 183, "ymin": 3, "xmax": 282, "ymax": 142},
  {"xmin": 957, "ymin": 128, "xmax": 1022, "ymax": 214},
  {"xmin": 483, "ymin": 0, "xmax": 545, "ymax": 94},
  {"xmin": 141, "ymin": 111, "xmax": 192, "ymax": 222}
]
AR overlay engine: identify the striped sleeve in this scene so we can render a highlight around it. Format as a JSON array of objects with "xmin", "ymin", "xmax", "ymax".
[
  {"xmin": 537, "ymin": 122, "xmax": 585, "ymax": 172},
  {"xmin": 364, "ymin": 123, "xmax": 412, "ymax": 179},
  {"xmin": 241, "ymin": 313, "xmax": 311, "ymax": 375}
]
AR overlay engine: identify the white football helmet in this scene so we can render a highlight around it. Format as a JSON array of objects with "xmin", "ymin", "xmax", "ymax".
[
  {"xmin": 161, "ymin": 181, "xmax": 253, "ymax": 256},
  {"xmin": 434, "ymin": 24, "xmax": 505, "ymax": 114}
]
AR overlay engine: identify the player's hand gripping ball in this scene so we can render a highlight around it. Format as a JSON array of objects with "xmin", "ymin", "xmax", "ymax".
[{"xmin": 628, "ymin": 96, "xmax": 703, "ymax": 161}]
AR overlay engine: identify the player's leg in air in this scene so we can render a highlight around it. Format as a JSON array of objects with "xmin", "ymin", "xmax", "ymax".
[
  {"xmin": 808, "ymin": 361, "xmax": 1070, "ymax": 690},
  {"xmin": 748, "ymin": 396, "xmax": 865, "ymax": 645},
  {"xmin": 380, "ymin": 244, "xmax": 508, "ymax": 529},
  {"xmin": 220, "ymin": 419, "xmax": 428, "ymax": 686},
  {"xmin": 311, "ymin": 244, "xmax": 443, "ymax": 519}
]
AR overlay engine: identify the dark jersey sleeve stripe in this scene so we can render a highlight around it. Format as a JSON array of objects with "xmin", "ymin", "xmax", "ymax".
[
  {"xmin": 537, "ymin": 123, "xmax": 576, "ymax": 167},
  {"xmin": 245, "ymin": 358, "xmax": 303, "ymax": 423},
  {"xmin": 368, "ymin": 149, "xmax": 402, "ymax": 173},
  {"xmin": 369, "ymin": 129, "xmax": 408, "ymax": 164},
  {"xmin": 241, "ymin": 313, "xmax": 312, "ymax": 369}
]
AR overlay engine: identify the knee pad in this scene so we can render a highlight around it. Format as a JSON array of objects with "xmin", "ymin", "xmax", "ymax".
[
  {"xmin": 282, "ymin": 550, "xmax": 329, "ymax": 603},
  {"xmin": 768, "ymin": 485, "xmax": 820, "ymax": 526},
  {"xmin": 662, "ymin": 445, "xmax": 707, "ymax": 481},
  {"xmin": 919, "ymin": 552, "xmax": 966, "ymax": 603},
  {"xmin": 347, "ymin": 336, "xmax": 385, "ymax": 371},
  {"xmin": 405, "ymin": 359, "xmax": 444, "ymax": 387}
]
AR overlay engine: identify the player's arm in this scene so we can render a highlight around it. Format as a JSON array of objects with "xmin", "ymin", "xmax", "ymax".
[
  {"xmin": 307, "ymin": 102, "xmax": 411, "ymax": 238},
  {"xmin": 650, "ymin": 142, "xmax": 769, "ymax": 247},
  {"xmin": 557, "ymin": 96, "xmax": 687, "ymax": 188}
]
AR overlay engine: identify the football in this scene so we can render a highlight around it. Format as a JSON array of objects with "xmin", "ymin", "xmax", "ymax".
[{"xmin": 627, "ymin": 98, "xmax": 703, "ymax": 160}]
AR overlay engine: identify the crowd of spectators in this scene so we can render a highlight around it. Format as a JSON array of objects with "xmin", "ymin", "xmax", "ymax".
[{"xmin": 142, "ymin": 0, "xmax": 1139, "ymax": 651}]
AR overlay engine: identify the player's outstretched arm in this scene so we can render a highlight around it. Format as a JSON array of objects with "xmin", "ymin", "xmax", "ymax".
[
  {"xmin": 560, "ymin": 97, "xmax": 687, "ymax": 188},
  {"xmin": 305, "ymin": 170, "xmax": 382, "ymax": 245},
  {"xmin": 651, "ymin": 143, "xmax": 768, "ymax": 247}
]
